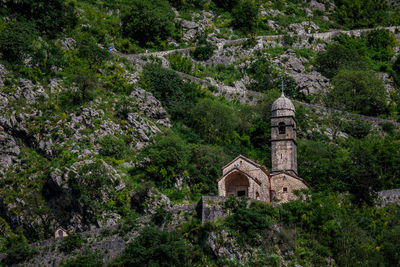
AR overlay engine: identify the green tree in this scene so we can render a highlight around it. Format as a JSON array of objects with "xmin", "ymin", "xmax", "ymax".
[
  {"xmin": 141, "ymin": 64, "xmax": 198, "ymax": 121},
  {"xmin": 334, "ymin": 0, "xmax": 389, "ymax": 29},
  {"xmin": 115, "ymin": 226, "xmax": 192, "ymax": 266},
  {"xmin": 365, "ymin": 29, "xmax": 397, "ymax": 61},
  {"xmin": 190, "ymin": 99, "xmax": 238, "ymax": 144},
  {"xmin": 213, "ymin": 0, "xmax": 239, "ymax": 11},
  {"xmin": 1, "ymin": 0, "xmax": 77, "ymax": 37},
  {"xmin": 0, "ymin": 20, "xmax": 37, "ymax": 63},
  {"xmin": 99, "ymin": 135, "xmax": 127, "ymax": 160},
  {"xmin": 329, "ymin": 69, "xmax": 387, "ymax": 116},
  {"xmin": 231, "ymin": 0, "xmax": 259, "ymax": 32},
  {"xmin": 140, "ymin": 131, "xmax": 191, "ymax": 188},
  {"xmin": 121, "ymin": 0, "xmax": 175, "ymax": 46},
  {"xmin": 60, "ymin": 251, "xmax": 103, "ymax": 267},
  {"xmin": 315, "ymin": 43, "xmax": 368, "ymax": 79}
]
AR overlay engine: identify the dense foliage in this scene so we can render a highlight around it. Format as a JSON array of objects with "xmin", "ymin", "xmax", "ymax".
[
  {"xmin": 121, "ymin": 0, "xmax": 176, "ymax": 46},
  {"xmin": 113, "ymin": 226, "xmax": 193, "ymax": 266}
]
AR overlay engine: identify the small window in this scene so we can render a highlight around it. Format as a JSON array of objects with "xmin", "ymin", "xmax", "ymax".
[
  {"xmin": 279, "ymin": 122, "xmax": 286, "ymax": 134},
  {"xmin": 283, "ymin": 187, "xmax": 288, "ymax": 192}
]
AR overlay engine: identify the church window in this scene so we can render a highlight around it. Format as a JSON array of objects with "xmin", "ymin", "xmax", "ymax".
[
  {"xmin": 279, "ymin": 122, "xmax": 286, "ymax": 134},
  {"xmin": 283, "ymin": 187, "xmax": 287, "ymax": 192}
]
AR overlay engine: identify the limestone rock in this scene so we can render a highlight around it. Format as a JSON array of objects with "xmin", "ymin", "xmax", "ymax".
[
  {"xmin": 288, "ymin": 21, "xmax": 320, "ymax": 35},
  {"xmin": 0, "ymin": 64, "xmax": 6, "ymax": 87},
  {"xmin": 309, "ymin": 0, "xmax": 325, "ymax": 11},
  {"xmin": 0, "ymin": 131, "xmax": 20, "ymax": 178}
]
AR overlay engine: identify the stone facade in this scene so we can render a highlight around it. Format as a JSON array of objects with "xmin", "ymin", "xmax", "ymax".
[
  {"xmin": 218, "ymin": 155, "xmax": 270, "ymax": 202},
  {"xmin": 218, "ymin": 93, "xmax": 308, "ymax": 203}
]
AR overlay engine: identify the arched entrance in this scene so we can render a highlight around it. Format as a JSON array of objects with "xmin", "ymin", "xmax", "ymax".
[{"xmin": 225, "ymin": 171, "xmax": 250, "ymax": 197}]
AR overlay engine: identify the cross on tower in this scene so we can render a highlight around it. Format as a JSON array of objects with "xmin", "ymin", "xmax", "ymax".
[{"xmin": 281, "ymin": 80, "xmax": 285, "ymax": 96}]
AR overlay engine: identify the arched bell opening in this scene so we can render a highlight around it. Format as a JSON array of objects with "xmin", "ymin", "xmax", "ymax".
[
  {"xmin": 278, "ymin": 121, "xmax": 286, "ymax": 134},
  {"xmin": 225, "ymin": 171, "xmax": 250, "ymax": 197}
]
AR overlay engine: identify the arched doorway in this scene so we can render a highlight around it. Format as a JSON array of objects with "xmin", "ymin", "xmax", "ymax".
[{"xmin": 225, "ymin": 171, "xmax": 250, "ymax": 197}]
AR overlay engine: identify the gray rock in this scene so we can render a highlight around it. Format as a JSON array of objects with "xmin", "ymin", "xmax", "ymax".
[
  {"xmin": 183, "ymin": 29, "xmax": 197, "ymax": 42},
  {"xmin": 181, "ymin": 20, "xmax": 199, "ymax": 29},
  {"xmin": 60, "ymin": 37, "xmax": 76, "ymax": 50},
  {"xmin": 309, "ymin": 0, "xmax": 326, "ymax": 11},
  {"xmin": 0, "ymin": 131, "xmax": 20, "ymax": 178},
  {"xmin": 0, "ymin": 64, "xmax": 6, "ymax": 87}
]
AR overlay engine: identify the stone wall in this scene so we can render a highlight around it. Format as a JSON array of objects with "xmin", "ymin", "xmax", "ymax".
[
  {"xmin": 197, "ymin": 196, "xmax": 227, "ymax": 222},
  {"xmin": 270, "ymin": 173, "xmax": 308, "ymax": 203}
]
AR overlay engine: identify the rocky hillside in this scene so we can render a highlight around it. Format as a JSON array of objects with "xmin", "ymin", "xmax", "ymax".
[{"xmin": 1, "ymin": 0, "xmax": 400, "ymax": 266}]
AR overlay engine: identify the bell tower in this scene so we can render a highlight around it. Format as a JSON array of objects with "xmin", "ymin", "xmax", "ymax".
[{"xmin": 270, "ymin": 92, "xmax": 297, "ymax": 176}]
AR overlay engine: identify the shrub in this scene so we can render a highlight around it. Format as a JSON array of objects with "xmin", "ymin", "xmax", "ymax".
[
  {"xmin": 59, "ymin": 233, "xmax": 83, "ymax": 254},
  {"xmin": 99, "ymin": 135, "xmax": 127, "ymax": 160},
  {"xmin": 333, "ymin": 0, "xmax": 389, "ymax": 29},
  {"xmin": 2, "ymin": 234, "xmax": 38, "ymax": 265},
  {"xmin": 329, "ymin": 69, "xmax": 387, "ymax": 116},
  {"xmin": 365, "ymin": 29, "xmax": 397, "ymax": 61},
  {"xmin": 380, "ymin": 122, "xmax": 395, "ymax": 134},
  {"xmin": 282, "ymin": 34, "xmax": 297, "ymax": 46},
  {"xmin": 190, "ymin": 99, "xmax": 239, "ymax": 144},
  {"xmin": 121, "ymin": 0, "xmax": 175, "ymax": 46},
  {"xmin": 60, "ymin": 251, "xmax": 103, "ymax": 267},
  {"xmin": 343, "ymin": 118, "xmax": 371, "ymax": 138},
  {"xmin": 0, "ymin": 20, "xmax": 37, "ymax": 64},
  {"xmin": 213, "ymin": 0, "xmax": 239, "ymax": 11},
  {"xmin": 141, "ymin": 63, "xmax": 198, "ymax": 121},
  {"xmin": 2, "ymin": 0, "xmax": 77, "ymax": 37},
  {"xmin": 75, "ymin": 33, "xmax": 111, "ymax": 69},
  {"xmin": 231, "ymin": 0, "xmax": 259, "ymax": 32},
  {"xmin": 315, "ymin": 43, "xmax": 368, "ymax": 79},
  {"xmin": 139, "ymin": 131, "xmax": 190, "ymax": 188},
  {"xmin": 191, "ymin": 39, "xmax": 215, "ymax": 61},
  {"xmin": 169, "ymin": 53, "xmax": 193, "ymax": 74},
  {"xmin": 115, "ymin": 226, "xmax": 192, "ymax": 266},
  {"xmin": 168, "ymin": 0, "xmax": 207, "ymax": 9}
]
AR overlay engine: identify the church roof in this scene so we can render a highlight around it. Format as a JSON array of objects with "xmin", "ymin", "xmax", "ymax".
[
  {"xmin": 271, "ymin": 92, "xmax": 295, "ymax": 117},
  {"xmin": 221, "ymin": 155, "xmax": 270, "ymax": 176}
]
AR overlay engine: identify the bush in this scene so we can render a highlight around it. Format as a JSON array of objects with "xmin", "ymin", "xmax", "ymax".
[
  {"xmin": 365, "ymin": 29, "xmax": 397, "ymax": 61},
  {"xmin": 139, "ymin": 131, "xmax": 191, "ymax": 188},
  {"xmin": 0, "ymin": 20, "xmax": 37, "ymax": 64},
  {"xmin": 60, "ymin": 251, "xmax": 103, "ymax": 267},
  {"xmin": 59, "ymin": 233, "xmax": 83, "ymax": 254},
  {"xmin": 168, "ymin": 0, "xmax": 207, "ymax": 9},
  {"xmin": 190, "ymin": 99, "xmax": 238, "ymax": 144},
  {"xmin": 2, "ymin": 234, "xmax": 38, "ymax": 265},
  {"xmin": 75, "ymin": 33, "xmax": 111, "ymax": 69},
  {"xmin": 213, "ymin": 0, "xmax": 239, "ymax": 11},
  {"xmin": 121, "ymin": 0, "xmax": 175, "ymax": 46},
  {"xmin": 191, "ymin": 38, "xmax": 215, "ymax": 61},
  {"xmin": 2, "ymin": 0, "xmax": 77, "ymax": 37},
  {"xmin": 315, "ymin": 43, "xmax": 368, "ymax": 79},
  {"xmin": 141, "ymin": 64, "xmax": 198, "ymax": 121},
  {"xmin": 329, "ymin": 69, "xmax": 387, "ymax": 116},
  {"xmin": 169, "ymin": 53, "xmax": 193, "ymax": 74},
  {"xmin": 115, "ymin": 226, "xmax": 192, "ymax": 266},
  {"xmin": 380, "ymin": 122, "xmax": 395, "ymax": 134},
  {"xmin": 231, "ymin": 0, "xmax": 259, "ymax": 32},
  {"xmin": 333, "ymin": 0, "xmax": 389, "ymax": 29},
  {"xmin": 343, "ymin": 118, "xmax": 371, "ymax": 138},
  {"xmin": 99, "ymin": 135, "xmax": 127, "ymax": 160}
]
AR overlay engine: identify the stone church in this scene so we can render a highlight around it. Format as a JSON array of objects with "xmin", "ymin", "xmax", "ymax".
[{"xmin": 218, "ymin": 92, "xmax": 309, "ymax": 203}]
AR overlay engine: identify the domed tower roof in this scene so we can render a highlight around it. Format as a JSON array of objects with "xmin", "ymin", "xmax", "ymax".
[{"xmin": 271, "ymin": 92, "xmax": 295, "ymax": 117}]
